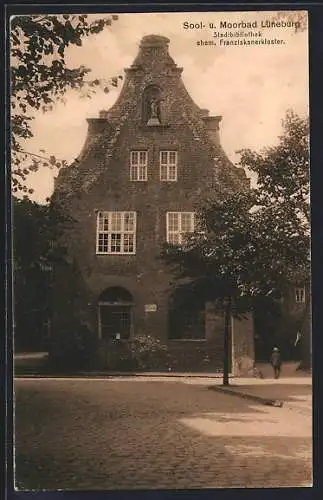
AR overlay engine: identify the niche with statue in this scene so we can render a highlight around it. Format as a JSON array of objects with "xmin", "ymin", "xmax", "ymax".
[{"xmin": 142, "ymin": 85, "xmax": 164, "ymax": 126}]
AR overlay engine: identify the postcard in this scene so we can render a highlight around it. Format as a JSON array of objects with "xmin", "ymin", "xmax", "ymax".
[{"xmin": 10, "ymin": 10, "xmax": 311, "ymax": 490}]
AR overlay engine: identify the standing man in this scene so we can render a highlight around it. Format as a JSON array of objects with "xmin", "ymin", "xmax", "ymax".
[{"xmin": 270, "ymin": 346, "xmax": 282, "ymax": 379}]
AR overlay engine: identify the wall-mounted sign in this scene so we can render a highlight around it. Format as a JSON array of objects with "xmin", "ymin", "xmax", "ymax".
[{"xmin": 144, "ymin": 304, "xmax": 157, "ymax": 312}]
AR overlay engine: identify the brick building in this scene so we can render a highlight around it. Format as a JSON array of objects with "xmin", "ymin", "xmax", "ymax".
[
  {"xmin": 254, "ymin": 280, "xmax": 311, "ymax": 364},
  {"xmin": 52, "ymin": 34, "xmax": 255, "ymax": 374}
]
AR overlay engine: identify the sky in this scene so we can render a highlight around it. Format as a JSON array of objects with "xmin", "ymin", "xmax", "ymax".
[{"xmin": 19, "ymin": 11, "xmax": 309, "ymax": 203}]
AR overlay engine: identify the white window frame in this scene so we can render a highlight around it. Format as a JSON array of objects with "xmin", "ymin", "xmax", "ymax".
[
  {"xmin": 96, "ymin": 211, "xmax": 137, "ymax": 255},
  {"xmin": 295, "ymin": 287, "xmax": 305, "ymax": 303},
  {"xmin": 130, "ymin": 150, "xmax": 148, "ymax": 181},
  {"xmin": 160, "ymin": 151, "xmax": 178, "ymax": 182},
  {"xmin": 166, "ymin": 212, "xmax": 195, "ymax": 245}
]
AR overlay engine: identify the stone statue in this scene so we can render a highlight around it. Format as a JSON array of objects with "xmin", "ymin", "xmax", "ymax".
[
  {"xmin": 146, "ymin": 95, "xmax": 163, "ymax": 126},
  {"xmin": 150, "ymin": 98, "xmax": 159, "ymax": 118}
]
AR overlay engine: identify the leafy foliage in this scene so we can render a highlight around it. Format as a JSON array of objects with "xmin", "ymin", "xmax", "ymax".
[
  {"xmin": 13, "ymin": 197, "xmax": 73, "ymax": 351},
  {"xmin": 130, "ymin": 335, "xmax": 169, "ymax": 371},
  {"xmin": 238, "ymin": 110, "xmax": 310, "ymax": 307},
  {"xmin": 162, "ymin": 110, "xmax": 310, "ymax": 377},
  {"xmin": 164, "ymin": 110, "xmax": 310, "ymax": 307},
  {"xmin": 163, "ymin": 190, "xmax": 308, "ymax": 310},
  {"xmin": 10, "ymin": 14, "xmax": 121, "ymax": 194},
  {"xmin": 238, "ymin": 110, "xmax": 310, "ymax": 229},
  {"xmin": 96, "ymin": 335, "xmax": 170, "ymax": 372}
]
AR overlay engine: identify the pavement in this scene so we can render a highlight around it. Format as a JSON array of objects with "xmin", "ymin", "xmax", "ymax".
[
  {"xmin": 14, "ymin": 376, "xmax": 312, "ymax": 490},
  {"xmin": 14, "ymin": 352, "xmax": 49, "ymax": 360},
  {"xmin": 208, "ymin": 377, "xmax": 312, "ymax": 408},
  {"xmin": 14, "ymin": 354, "xmax": 312, "ymax": 408}
]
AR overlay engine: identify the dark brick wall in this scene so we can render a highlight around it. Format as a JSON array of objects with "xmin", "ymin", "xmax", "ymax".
[
  {"xmin": 254, "ymin": 282, "xmax": 310, "ymax": 363},
  {"xmin": 52, "ymin": 35, "xmax": 253, "ymax": 370}
]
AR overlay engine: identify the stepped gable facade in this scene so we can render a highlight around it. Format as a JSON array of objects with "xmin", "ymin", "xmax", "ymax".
[{"xmin": 52, "ymin": 34, "xmax": 254, "ymax": 374}]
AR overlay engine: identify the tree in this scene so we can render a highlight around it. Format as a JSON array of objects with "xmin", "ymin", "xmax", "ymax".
[
  {"xmin": 13, "ymin": 197, "xmax": 73, "ymax": 351},
  {"xmin": 238, "ymin": 110, "xmax": 309, "ymax": 231},
  {"xmin": 163, "ymin": 111, "xmax": 310, "ymax": 382},
  {"xmin": 238, "ymin": 110, "xmax": 310, "ymax": 368},
  {"xmin": 10, "ymin": 14, "xmax": 121, "ymax": 194}
]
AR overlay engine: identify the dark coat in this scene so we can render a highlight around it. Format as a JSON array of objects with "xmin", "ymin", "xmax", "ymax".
[{"xmin": 270, "ymin": 351, "xmax": 281, "ymax": 367}]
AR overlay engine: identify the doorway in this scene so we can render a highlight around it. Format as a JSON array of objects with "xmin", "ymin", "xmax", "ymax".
[
  {"xmin": 98, "ymin": 286, "xmax": 133, "ymax": 340},
  {"xmin": 100, "ymin": 305, "xmax": 131, "ymax": 340}
]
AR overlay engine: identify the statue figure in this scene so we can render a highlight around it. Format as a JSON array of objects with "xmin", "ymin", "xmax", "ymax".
[
  {"xmin": 145, "ymin": 93, "xmax": 163, "ymax": 126},
  {"xmin": 150, "ymin": 98, "xmax": 159, "ymax": 119}
]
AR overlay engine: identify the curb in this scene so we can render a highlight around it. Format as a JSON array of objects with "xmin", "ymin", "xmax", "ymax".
[
  {"xmin": 14, "ymin": 372, "xmax": 233, "ymax": 379},
  {"xmin": 208, "ymin": 386, "xmax": 284, "ymax": 407}
]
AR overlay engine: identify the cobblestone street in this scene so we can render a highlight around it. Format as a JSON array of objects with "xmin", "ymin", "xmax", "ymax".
[{"xmin": 14, "ymin": 378, "xmax": 312, "ymax": 490}]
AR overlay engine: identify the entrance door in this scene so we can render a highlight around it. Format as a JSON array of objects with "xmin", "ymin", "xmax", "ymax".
[{"xmin": 100, "ymin": 305, "xmax": 131, "ymax": 340}]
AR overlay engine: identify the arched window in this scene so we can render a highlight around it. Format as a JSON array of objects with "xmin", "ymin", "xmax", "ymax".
[
  {"xmin": 98, "ymin": 286, "xmax": 133, "ymax": 304},
  {"xmin": 142, "ymin": 85, "xmax": 162, "ymax": 125}
]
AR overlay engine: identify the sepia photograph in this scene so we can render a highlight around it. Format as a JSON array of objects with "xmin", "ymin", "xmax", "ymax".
[{"xmin": 10, "ymin": 10, "xmax": 311, "ymax": 490}]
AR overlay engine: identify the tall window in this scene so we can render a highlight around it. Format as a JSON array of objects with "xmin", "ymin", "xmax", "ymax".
[
  {"xmin": 295, "ymin": 287, "xmax": 305, "ymax": 303},
  {"xmin": 130, "ymin": 151, "xmax": 148, "ymax": 181},
  {"xmin": 168, "ymin": 289, "xmax": 205, "ymax": 340},
  {"xmin": 167, "ymin": 212, "xmax": 195, "ymax": 245},
  {"xmin": 96, "ymin": 212, "xmax": 136, "ymax": 254},
  {"xmin": 160, "ymin": 151, "xmax": 177, "ymax": 181}
]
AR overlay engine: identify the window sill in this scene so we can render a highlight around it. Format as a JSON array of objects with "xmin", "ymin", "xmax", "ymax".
[{"xmin": 96, "ymin": 252, "xmax": 136, "ymax": 256}]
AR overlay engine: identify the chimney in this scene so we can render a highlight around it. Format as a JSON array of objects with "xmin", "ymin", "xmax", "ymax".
[
  {"xmin": 130, "ymin": 34, "xmax": 178, "ymax": 71},
  {"xmin": 203, "ymin": 116, "xmax": 222, "ymax": 146}
]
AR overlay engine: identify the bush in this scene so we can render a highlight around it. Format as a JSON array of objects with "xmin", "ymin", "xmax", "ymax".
[
  {"xmin": 129, "ymin": 334, "xmax": 170, "ymax": 371},
  {"xmin": 97, "ymin": 335, "xmax": 170, "ymax": 372}
]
